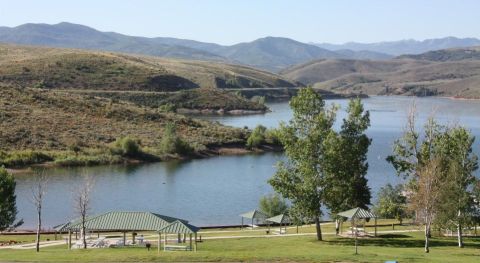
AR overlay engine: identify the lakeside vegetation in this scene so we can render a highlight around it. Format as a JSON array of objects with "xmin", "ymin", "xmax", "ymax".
[{"xmin": 0, "ymin": 85, "xmax": 262, "ymax": 168}]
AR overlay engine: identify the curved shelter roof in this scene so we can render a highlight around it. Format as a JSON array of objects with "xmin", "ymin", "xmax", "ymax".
[
  {"xmin": 58, "ymin": 211, "xmax": 187, "ymax": 231},
  {"xmin": 266, "ymin": 214, "xmax": 291, "ymax": 224},
  {"xmin": 337, "ymin": 207, "xmax": 377, "ymax": 219},
  {"xmin": 240, "ymin": 210, "xmax": 268, "ymax": 220},
  {"xmin": 158, "ymin": 220, "xmax": 200, "ymax": 234}
]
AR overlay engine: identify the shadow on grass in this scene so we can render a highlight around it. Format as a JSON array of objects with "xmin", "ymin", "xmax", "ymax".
[{"xmin": 325, "ymin": 235, "xmax": 480, "ymax": 249}]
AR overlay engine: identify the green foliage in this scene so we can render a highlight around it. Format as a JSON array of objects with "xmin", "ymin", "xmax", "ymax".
[
  {"xmin": 0, "ymin": 167, "xmax": 22, "ymax": 231},
  {"xmin": 269, "ymin": 87, "xmax": 337, "ymax": 240},
  {"xmin": 250, "ymin": 95, "xmax": 266, "ymax": 105},
  {"xmin": 323, "ymin": 98, "xmax": 372, "ymax": 214},
  {"xmin": 0, "ymin": 150, "xmax": 53, "ymax": 167},
  {"xmin": 111, "ymin": 136, "xmax": 142, "ymax": 157},
  {"xmin": 246, "ymin": 125, "xmax": 267, "ymax": 149},
  {"xmin": 159, "ymin": 122, "xmax": 193, "ymax": 155},
  {"xmin": 387, "ymin": 112, "xmax": 479, "ymax": 247},
  {"xmin": 374, "ymin": 184, "xmax": 407, "ymax": 223},
  {"xmin": 264, "ymin": 128, "xmax": 282, "ymax": 145},
  {"xmin": 259, "ymin": 194, "xmax": 289, "ymax": 218}
]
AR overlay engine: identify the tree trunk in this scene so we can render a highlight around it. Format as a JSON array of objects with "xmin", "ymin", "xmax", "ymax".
[
  {"xmin": 424, "ymin": 225, "xmax": 430, "ymax": 253},
  {"xmin": 335, "ymin": 219, "xmax": 339, "ymax": 235},
  {"xmin": 457, "ymin": 223, "xmax": 464, "ymax": 248},
  {"xmin": 315, "ymin": 217, "xmax": 322, "ymax": 241},
  {"xmin": 82, "ymin": 215, "xmax": 87, "ymax": 249},
  {"xmin": 457, "ymin": 210, "xmax": 464, "ymax": 248},
  {"xmin": 35, "ymin": 208, "xmax": 41, "ymax": 252}
]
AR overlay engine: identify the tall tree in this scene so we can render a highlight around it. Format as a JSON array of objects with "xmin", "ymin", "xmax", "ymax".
[
  {"xmin": 410, "ymin": 158, "xmax": 445, "ymax": 253},
  {"xmin": 435, "ymin": 127, "xmax": 478, "ymax": 248},
  {"xmin": 259, "ymin": 194, "xmax": 289, "ymax": 218},
  {"xmin": 31, "ymin": 170, "xmax": 48, "ymax": 252},
  {"xmin": 269, "ymin": 87, "xmax": 337, "ymax": 241},
  {"xmin": 0, "ymin": 166, "xmax": 23, "ymax": 231},
  {"xmin": 73, "ymin": 175, "xmax": 94, "ymax": 249},
  {"xmin": 323, "ymin": 98, "xmax": 371, "ymax": 215}
]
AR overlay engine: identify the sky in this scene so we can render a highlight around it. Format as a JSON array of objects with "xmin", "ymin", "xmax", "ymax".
[{"xmin": 0, "ymin": 0, "xmax": 479, "ymax": 45}]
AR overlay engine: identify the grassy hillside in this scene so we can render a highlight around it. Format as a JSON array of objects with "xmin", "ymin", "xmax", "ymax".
[
  {"xmin": 0, "ymin": 85, "xmax": 250, "ymax": 167},
  {"xmin": 282, "ymin": 47, "xmax": 480, "ymax": 98},
  {"xmin": 0, "ymin": 43, "xmax": 296, "ymax": 91},
  {"xmin": 0, "ymin": 43, "xmax": 298, "ymax": 112}
]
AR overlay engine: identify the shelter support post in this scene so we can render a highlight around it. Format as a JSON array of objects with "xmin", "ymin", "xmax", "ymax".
[
  {"xmin": 68, "ymin": 230, "xmax": 72, "ymax": 250},
  {"xmin": 194, "ymin": 233, "xmax": 197, "ymax": 252},
  {"xmin": 183, "ymin": 233, "xmax": 186, "ymax": 243},
  {"xmin": 164, "ymin": 234, "xmax": 167, "ymax": 251},
  {"xmin": 241, "ymin": 218, "xmax": 243, "ymax": 230},
  {"xmin": 157, "ymin": 233, "xmax": 161, "ymax": 253},
  {"xmin": 189, "ymin": 234, "xmax": 192, "ymax": 251},
  {"xmin": 123, "ymin": 232, "xmax": 126, "ymax": 246},
  {"xmin": 177, "ymin": 233, "xmax": 181, "ymax": 243}
]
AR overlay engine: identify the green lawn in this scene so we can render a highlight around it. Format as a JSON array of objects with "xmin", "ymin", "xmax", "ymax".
[{"xmin": 1, "ymin": 232, "xmax": 479, "ymax": 262}]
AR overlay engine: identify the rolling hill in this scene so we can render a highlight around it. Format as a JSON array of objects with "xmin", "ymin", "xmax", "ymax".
[
  {"xmin": 282, "ymin": 47, "xmax": 480, "ymax": 98},
  {"xmin": 0, "ymin": 43, "xmax": 301, "ymax": 112}
]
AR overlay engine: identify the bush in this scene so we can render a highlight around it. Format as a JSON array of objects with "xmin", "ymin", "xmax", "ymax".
[
  {"xmin": 259, "ymin": 193, "xmax": 289, "ymax": 217},
  {"xmin": 159, "ymin": 122, "xmax": 193, "ymax": 155},
  {"xmin": 250, "ymin": 96, "xmax": 266, "ymax": 105},
  {"xmin": 111, "ymin": 136, "xmax": 142, "ymax": 157},
  {"xmin": 246, "ymin": 125, "xmax": 267, "ymax": 149},
  {"xmin": 0, "ymin": 150, "xmax": 53, "ymax": 167},
  {"xmin": 265, "ymin": 128, "xmax": 282, "ymax": 145}
]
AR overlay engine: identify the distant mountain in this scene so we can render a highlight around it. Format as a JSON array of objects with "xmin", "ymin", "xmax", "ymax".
[
  {"xmin": 397, "ymin": 46, "xmax": 480, "ymax": 61},
  {"xmin": 313, "ymin": 37, "xmax": 480, "ymax": 56},
  {"xmin": 214, "ymin": 37, "xmax": 342, "ymax": 72},
  {"xmin": 0, "ymin": 22, "xmax": 228, "ymax": 62},
  {"xmin": 0, "ymin": 22, "xmax": 398, "ymax": 72},
  {"xmin": 281, "ymin": 47, "xmax": 480, "ymax": 99}
]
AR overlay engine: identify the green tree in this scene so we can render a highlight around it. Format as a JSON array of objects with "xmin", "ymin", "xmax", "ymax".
[
  {"xmin": 259, "ymin": 194, "xmax": 289, "ymax": 217},
  {"xmin": 323, "ymin": 98, "xmax": 372, "ymax": 216},
  {"xmin": 374, "ymin": 184, "xmax": 407, "ymax": 224},
  {"xmin": 269, "ymin": 87, "xmax": 337, "ymax": 241},
  {"xmin": 159, "ymin": 122, "xmax": 192, "ymax": 155},
  {"xmin": 435, "ymin": 127, "xmax": 478, "ymax": 248},
  {"xmin": 246, "ymin": 125, "xmax": 267, "ymax": 149},
  {"xmin": 111, "ymin": 136, "xmax": 141, "ymax": 157},
  {"xmin": 0, "ymin": 166, "xmax": 23, "ymax": 231}
]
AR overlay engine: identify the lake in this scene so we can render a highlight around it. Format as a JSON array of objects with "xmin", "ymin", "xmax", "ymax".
[{"xmin": 14, "ymin": 96, "xmax": 480, "ymax": 229}]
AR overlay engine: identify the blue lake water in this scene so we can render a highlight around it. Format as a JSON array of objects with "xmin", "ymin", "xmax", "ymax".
[{"xmin": 13, "ymin": 96, "xmax": 480, "ymax": 229}]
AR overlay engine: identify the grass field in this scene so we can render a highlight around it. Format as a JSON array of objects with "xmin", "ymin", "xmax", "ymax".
[
  {"xmin": 1, "ymin": 232, "xmax": 479, "ymax": 262},
  {"xmin": 1, "ymin": 220, "xmax": 479, "ymax": 262}
]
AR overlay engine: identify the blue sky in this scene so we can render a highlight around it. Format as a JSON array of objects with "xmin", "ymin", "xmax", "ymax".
[{"xmin": 0, "ymin": 0, "xmax": 478, "ymax": 45}]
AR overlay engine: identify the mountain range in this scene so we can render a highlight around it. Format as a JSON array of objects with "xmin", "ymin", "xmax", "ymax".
[
  {"xmin": 3, "ymin": 22, "xmax": 477, "ymax": 72},
  {"xmin": 313, "ymin": 37, "xmax": 480, "ymax": 56}
]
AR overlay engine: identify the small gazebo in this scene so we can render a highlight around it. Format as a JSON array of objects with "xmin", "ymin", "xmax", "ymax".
[
  {"xmin": 337, "ymin": 207, "xmax": 378, "ymax": 254},
  {"xmin": 266, "ymin": 214, "xmax": 291, "ymax": 234},
  {"xmin": 239, "ymin": 210, "xmax": 268, "ymax": 229},
  {"xmin": 157, "ymin": 220, "xmax": 200, "ymax": 252}
]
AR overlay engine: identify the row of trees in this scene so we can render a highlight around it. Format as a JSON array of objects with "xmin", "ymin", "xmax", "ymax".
[
  {"xmin": 386, "ymin": 105, "xmax": 480, "ymax": 252},
  {"xmin": 269, "ymin": 88, "xmax": 372, "ymax": 240}
]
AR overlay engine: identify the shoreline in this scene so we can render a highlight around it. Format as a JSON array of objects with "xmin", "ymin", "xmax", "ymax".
[{"xmin": 6, "ymin": 143, "xmax": 283, "ymax": 174}]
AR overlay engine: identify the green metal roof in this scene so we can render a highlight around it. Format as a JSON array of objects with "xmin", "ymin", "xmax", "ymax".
[
  {"xmin": 158, "ymin": 220, "xmax": 200, "ymax": 234},
  {"xmin": 240, "ymin": 210, "xmax": 268, "ymax": 219},
  {"xmin": 337, "ymin": 207, "xmax": 377, "ymax": 219},
  {"xmin": 60, "ymin": 211, "xmax": 187, "ymax": 231},
  {"xmin": 266, "ymin": 214, "xmax": 291, "ymax": 224}
]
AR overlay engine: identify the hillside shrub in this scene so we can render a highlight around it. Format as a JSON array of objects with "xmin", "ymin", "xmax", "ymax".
[
  {"xmin": 110, "ymin": 136, "xmax": 142, "ymax": 157},
  {"xmin": 159, "ymin": 122, "xmax": 193, "ymax": 155},
  {"xmin": 246, "ymin": 125, "xmax": 267, "ymax": 149}
]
